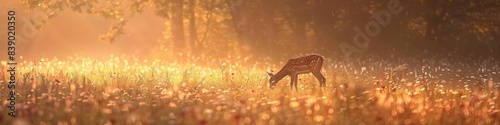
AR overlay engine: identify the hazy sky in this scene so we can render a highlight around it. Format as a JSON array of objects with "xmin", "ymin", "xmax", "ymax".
[{"xmin": 0, "ymin": 1, "xmax": 167, "ymax": 61}]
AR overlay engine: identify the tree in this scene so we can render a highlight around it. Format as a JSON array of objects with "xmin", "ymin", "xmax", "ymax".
[
  {"xmin": 171, "ymin": 0, "xmax": 186, "ymax": 51},
  {"xmin": 188, "ymin": 0, "xmax": 199, "ymax": 52},
  {"xmin": 19, "ymin": 0, "xmax": 500, "ymax": 58}
]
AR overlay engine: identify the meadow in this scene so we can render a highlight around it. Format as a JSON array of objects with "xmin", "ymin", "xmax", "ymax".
[{"xmin": 1, "ymin": 55, "xmax": 499, "ymax": 125}]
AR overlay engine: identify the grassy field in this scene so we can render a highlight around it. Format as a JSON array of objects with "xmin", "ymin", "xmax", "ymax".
[{"xmin": 1, "ymin": 55, "xmax": 499, "ymax": 125}]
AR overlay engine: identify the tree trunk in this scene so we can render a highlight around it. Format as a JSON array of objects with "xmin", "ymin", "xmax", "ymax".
[
  {"xmin": 226, "ymin": 0, "xmax": 247, "ymax": 44},
  {"xmin": 291, "ymin": 0, "xmax": 308, "ymax": 45},
  {"xmin": 188, "ymin": 0, "xmax": 199, "ymax": 53},
  {"xmin": 424, "ymin": 0, "xmax": 443, "ymax": 51},
  {"xmin": 172, "ymin": 0, "xmax": 186, "ymax": 51}
]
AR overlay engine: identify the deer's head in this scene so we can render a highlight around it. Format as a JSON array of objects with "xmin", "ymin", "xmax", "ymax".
[{"xmin": 267, "ymin": 71, "xmax": 277, "ymax": 89}]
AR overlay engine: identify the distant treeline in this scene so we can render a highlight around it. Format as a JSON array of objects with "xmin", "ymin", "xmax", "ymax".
[{"xmin": 23, "ymin": 0, "xmax": 500, "ymax": 59}]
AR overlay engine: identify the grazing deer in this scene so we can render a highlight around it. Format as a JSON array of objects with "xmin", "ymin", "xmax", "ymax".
[{"xmin": 267, "ymin": 54, "xmax": 326, "ymax": 90}]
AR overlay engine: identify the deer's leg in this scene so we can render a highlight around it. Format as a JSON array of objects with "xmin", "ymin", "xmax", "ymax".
[
  {"xmin": 313, "ymin": 57, "xmax": 325, "ymax": 87},
  {"xmin": 312, "ymin": 71, "xmax": 326, "ymax": 87},
  {"xmin": 294, "ymin": 75, "xmax": 298, "ymax": 91},
  {"xmin": 290, "ymin": 75, "xmax": 295, "ymax": 90}
]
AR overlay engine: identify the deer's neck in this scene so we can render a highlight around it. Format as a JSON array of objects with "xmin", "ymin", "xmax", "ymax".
[{"xmin": 273, "ymin": 68, "xmax": 288, "ymax": 82}]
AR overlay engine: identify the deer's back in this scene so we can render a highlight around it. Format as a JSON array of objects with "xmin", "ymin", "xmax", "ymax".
[{"xmin": 285, "ymin": 54, "xmax": 324, "ymax": 67}]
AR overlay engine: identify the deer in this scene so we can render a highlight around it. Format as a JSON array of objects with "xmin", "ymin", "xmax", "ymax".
[{"xmin": 267, "ymin": 54, "xmax": 326, "ymax": 90}]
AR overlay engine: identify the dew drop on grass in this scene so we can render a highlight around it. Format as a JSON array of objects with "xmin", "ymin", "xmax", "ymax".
[
  {"xmin": 314, "ymin": 115, "xmax": 324, "ymax": 122},
  {"xmin": 261, "ymin": 113, "xmax": 270, "ymax": 120},
  {"xmin": 101, "ymin": 108, "xmax": 112, "ymax": 114},
  {"xmin": 290, "ymin": 101, "xmax": 299, "ymax": 108},
  {"xmin": 169, "ymin": 102, "xmax": 177, "ymax": 108}
]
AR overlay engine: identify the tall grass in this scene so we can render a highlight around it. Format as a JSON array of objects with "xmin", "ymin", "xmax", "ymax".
[{"xmin": 1, "ymin": 55, "xmax": 499, "ymax": 125}]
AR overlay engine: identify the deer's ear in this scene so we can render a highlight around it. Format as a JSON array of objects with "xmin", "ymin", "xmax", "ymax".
[
  {"xmin": 267, "ymin": 72, "xmax": 274, "ymax": 77},
  {"xmin": 267, "ymin": 69, "xmax": 274, "ymax": 77}
]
